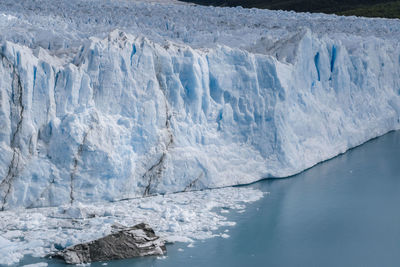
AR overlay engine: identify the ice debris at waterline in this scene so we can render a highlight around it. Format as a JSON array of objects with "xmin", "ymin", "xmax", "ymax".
[
  {"xmin": 52, "ymin": 223, "xmax": 166, "ymax": 264},
  {"xmin": 0, "ymin": 0, "xmax": 400, "ymax": 209},
  {"xmin": 0, "ymin": 186, "xmax": 264, "ymax": 266}
]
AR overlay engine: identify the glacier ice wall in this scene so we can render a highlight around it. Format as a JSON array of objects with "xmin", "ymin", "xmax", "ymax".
[{"xmin": 0, "ymin": 1, "xmax": 400, "ymax": 209}]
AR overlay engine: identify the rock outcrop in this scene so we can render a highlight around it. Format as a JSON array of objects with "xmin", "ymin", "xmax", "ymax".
[{"xmin": 53, "ymin": 223, "xmax": 166, "ymax": 264}]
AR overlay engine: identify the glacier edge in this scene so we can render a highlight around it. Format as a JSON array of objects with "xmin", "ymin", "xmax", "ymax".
[{"xmin": 0, "ymin": 27, "xmax": 399, "ymax": 209}]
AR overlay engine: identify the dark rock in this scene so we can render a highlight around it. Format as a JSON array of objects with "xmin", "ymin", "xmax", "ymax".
[{"xmin": 53, "ymin": 223, "xmax": 166, "ymax": 264}]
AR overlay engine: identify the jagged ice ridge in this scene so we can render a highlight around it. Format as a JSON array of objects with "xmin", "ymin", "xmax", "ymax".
[{"xmin": 0, "ymin": 0, "xmax": 400, "ymax": 209}]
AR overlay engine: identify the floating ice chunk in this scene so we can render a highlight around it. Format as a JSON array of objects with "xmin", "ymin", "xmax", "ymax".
[
  {"xmin": 0, "ymin": 236, "xmax": 23, "ymax": 266},
  {"xmin": 0, "ymin": 187, "xmax": 263, "ymax": 265},
  {"xmin": 21, "ymin": 263, "xmax": 48, "ymax": 267}
]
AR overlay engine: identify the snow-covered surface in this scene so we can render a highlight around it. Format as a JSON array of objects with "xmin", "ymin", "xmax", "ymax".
[
  {"xmin": 0, "ymin": 186, "xmax": 264, "ymax": 265},
  {"xmin": 0, "ymin": 0, "xmax": 399, "ymax": 209}
]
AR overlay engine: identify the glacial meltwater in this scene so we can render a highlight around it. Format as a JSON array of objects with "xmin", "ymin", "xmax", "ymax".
[{"xmin": 20, "ymin": 130, "xmax": 400, "ymax": 267}]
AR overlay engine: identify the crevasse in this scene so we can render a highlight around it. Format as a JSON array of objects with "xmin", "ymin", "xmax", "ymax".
[{"xmin": 0, "ymin": 3, "xmax": 400, "ymax": 209}]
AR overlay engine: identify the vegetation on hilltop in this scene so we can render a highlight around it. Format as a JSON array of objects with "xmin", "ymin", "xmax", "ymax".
[{"xmin": 181, "ymin": 0, "xmax": 400, "ymax": 19}]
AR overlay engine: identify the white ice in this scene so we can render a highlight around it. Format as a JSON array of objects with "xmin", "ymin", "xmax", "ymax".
[
  {"xmin": 0, "ymin": 186, "xmax": 264, "ymax": 265},
  {"xmin": 0, "ymin": 0, "xmax": 398, "ymax": 209},
  {"xmin": 1, "ymin": 0, "xmax": 399, "ymax": 264}
]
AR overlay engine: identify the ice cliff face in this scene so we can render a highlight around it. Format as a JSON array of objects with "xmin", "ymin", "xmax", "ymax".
[{"xmin": 0, "ymin": 0, "xmax": 399, "ymax": 209}]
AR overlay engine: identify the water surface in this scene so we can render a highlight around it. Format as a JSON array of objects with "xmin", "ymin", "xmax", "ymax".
[{"xmin": 25, "ymin": 131, "xmax": 400, "ymax": 267}]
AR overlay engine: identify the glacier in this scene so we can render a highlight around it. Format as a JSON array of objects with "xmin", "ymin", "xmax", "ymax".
[{"xmin": 0, "ymin": 0, "xmax": 400, "ymax": 210}]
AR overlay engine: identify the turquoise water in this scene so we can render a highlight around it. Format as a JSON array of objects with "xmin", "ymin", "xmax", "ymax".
[{"xmin": 23, "ymin": 131, "xmax": 400, "ymax": 266}]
